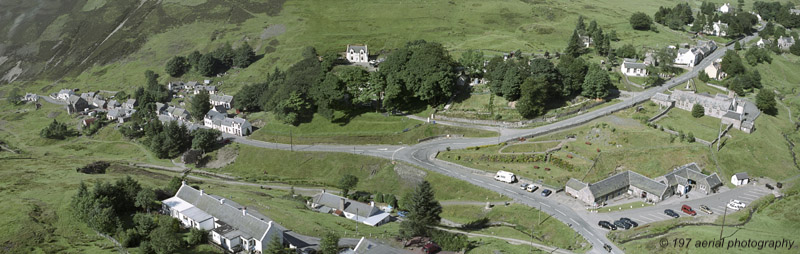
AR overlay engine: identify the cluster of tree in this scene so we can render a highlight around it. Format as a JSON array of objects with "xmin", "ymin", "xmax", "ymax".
[
  {"xmin": 142, "ymin": 120, "xmax": 192, "ymax": 159},
  {"xmin": 189, "ymin": 90, "xmax": 211, "ymax": 121},
  {"xmin": 459, "ymin": 49, "xmax": 485, "ymax": 77},
  {"xmin": 6, "ymin": 87, "xmax": 22, "ymax": 106},
  {"xmin": 40, "ymin": 119, "xmax": 72, "ymax": 140},
  {"xmin": 700, "ymin": 1, "xmax": 717, "ymax": 16},
  {"xmin": 83, "ymin": 113, "xmax": 108, "ymax": 136},
  {"xmin": 715, "ymin": 12, "xmax": 758, "ymax": 36},
  {"xmin": 397, "ymin": 181, "xmax": 469, "ymax": 251},
  {"xmin": 166, "ymin": 42, "xmax": 256, "ymax": 77},
  {"xmin": 654, "ymin": 3, "xmax": 694, "ymax": 30},
  {"xmin": 191, "ymin": 128, "xmax": 222, "ymax": 153},
  {"xmin": 756, "ymin": 88, "xmax": 777, "ymax": 115},
  {"xmin": 373, "ymin": 192, "xmax": 399, "ymax": 208},
  {"xmin": 236, "ymin": 41, "xmax": 456, "ymax": 126},
  {"xmin": 753, "ymin": 1, "xmax": 800, "ymax": 28},
  {"xmin": 630, "ymin": 12, "xmax": 654, "ymax": 31},
  {"xmin": 338, "ymin": 174, "xmax": 359, "ymax": 196},
  {"xmin": 130, "ymin": 71, "xmax": 171, "ymax": 122},
  {"xmin": 566, "ymin": 17, "xmax": 612, "ymax": 57},
  {"xmin": 720, "ymin": 50, "xmax": 763, "ymax": 95},
  {"xmin": 744, "ymin": 45, "xmax": 773, "ymax": 66}
]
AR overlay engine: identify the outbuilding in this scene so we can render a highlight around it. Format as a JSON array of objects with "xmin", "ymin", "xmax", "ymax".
[{"xmin": 731, "ymin": 172, "xmax": 749, "ymax": 186}]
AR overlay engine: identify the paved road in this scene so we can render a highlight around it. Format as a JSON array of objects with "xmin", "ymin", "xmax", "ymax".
[{"xmin": 220, "ymin": 31, "xmax": 763, "ymax": 254}]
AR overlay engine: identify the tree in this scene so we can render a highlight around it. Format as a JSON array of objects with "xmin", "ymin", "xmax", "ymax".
[
  {"xmin": 745, "ymin": 46, "xmax": 772, "ymax": 66},
  {"xmin": 608, "ymin": 30, "xmax": 619, "ymax": 41},
  {"xmin": 165, "ymin": 56, "xmax": 188, "ymax": 77},
  {"xmin": 319, "ymin": 232, "xmax": 340, "ymax": 254},
  {"xmin": 791, "ymin": 41, "xmax": 800, "ymax": 56},
  {"xmin": 556, "ymin": 55, "xmax": 587, "ymax": 96},
  {"xmin": 616, "ymin": 44, "xmax": 638, "ymax": 59},
  {"xmin": 212, "ymin": 43, "xmax": 235, "ymax": 68},
  {"xmin": 581, "ymin": 64, "xmax": 612, "ymax": 100},
  {"xmin": 565, "ymin": 30, "xmax": 583, "ymax": 57},
  {"xmin": 692, "ymin": 104, "xmax": 705, "ymax": 118},
  {"xmin": 338, "ymin": 174, "xmax": 359, "ymax": 196},
  {"xmin": 233, "ymin": 42, "xmax": 256, "ymax": 68},
  {"xmin": 374, "ymin": 40, "xmax": 457, "ymax": 108},
  {"xmin": 189, "ymin": 90, "xmax": 211, "ymax": 121},
  {"xmin": 167, "ymin": 177, "xmax": 183, "ymax": 195},
  {"xmin": 400, "ymin": 181, "xmax": 442, "ymax": 238},
  {"xmin": 756, "ymin": 89, "xmax": 777, "ymax": 115},
  {"xmin": 692, "ymin": 13, "xmax": 707, "ymax": 32},
  {"xmin": 701, "ymin": 1, "xmax": 716, "ymax": 15},
  {"xmin": 734, "ymin": 41, "xmax": 742, "ymax": 51},
  {"xmin": 186, "ymin": 228, "xmax": 207, "ymax": 246},
  {"xmin": 699, "ymin": 70, "xmax": 710, "ymax": 82},
  {"xmin": 762, "ymin": 22, "xmax": 775, "ymax": 38},
  {"xmin": 266, "ymin": 235, "xmax": 290, "ymax": 254},
  {"xmin": 191, "ymin": 128, "xmax": 221, "ymax": 152},
  {"xmin": 196, "ymin": 54, "xmax": 216, "ymax": 77},
  {"xmin": 339, "ymin": 67, "xmax": 375, "ymax": 106},
  {"xmin": 275, "ymin": 91, "xmax": 313, "ymax": 125},
  {"xmin": 587, "ymin": 20, "xmax": 598, "ymax": 36},
  {"xmin": 575, "ymin": 16, "xmax": 586, "ymax": 34},
  {"xmin": 135, "ymin": 188, "xmax": 157, "ymax": 213},
  {"xmin": 721, "ymin": 51, "xmax": 745, "ymax": 76},
  {"xmin": 7, "ymin": 87, "xmax": 22, "ymax": 105},
  {"xmin": 630, "ymin": 12, "xmax": 653, "ymax": 30},
  {"xmin": 459, "ymin": 49, "xmax": 484, "ymax": 76},
  {"xmin": 311, "ymin": 73, "xmax": 350, "ymax": 120},
  {"xmin": 148, "ymin": 218, "xmax": 183, "ymax": 254},
  {"xmin": 386, "ymin": 194, "xmax": 398, "ymax": 208},
  {"xmin": 40, "ymin": 119, "xmax": 70, "ymax": 139},
  {"xmin": 517, "ymin": 77, "xmax": 548, "ymax": 118},
  {"xmin": 687, "ymin": 132, "xmax": 695, "ymax": 143}
]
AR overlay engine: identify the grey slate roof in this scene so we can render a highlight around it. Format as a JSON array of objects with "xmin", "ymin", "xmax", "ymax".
[
  {"xmin": 348, "ymin": 45, "xmax": 368, "ymax": 53},
  {"xmin": 734, "ymin": 172, "xmax": 749, "ymax": 179},
  {"xmin": 312, "ymin": 192, "xmax": 381, "ymax": 218},
  {"xmin": 662, "ymin": 163, "xmax": 723, "ymax": 190},
  {"xmin": 352, "ymin": 237, "xmax": 408, "ymax": 254},
  {"xmin": 68, "ymin": 95, "xmax": 85, "ymax": 105},
  {"xmin": 588, "ymin": 171, "xmax": 632, "ymax": 198},
  {"xmin": 623, "ymin": 62, "xmax": 647, "ymax": 69},
  {"xmin": 723, "ymin": 111, "xmax": 741, "ymax": 120},
  {"xmin": 566, "ymin": 178, "xmax": 587, "ymax": 191},
  {"xmin": 653, "ymin": 92, "xmax": 671, "ymax": 102},
  {"xmin": 628, "ymin": 171, "xmax": 669, "ymax": 196},
  {"xmin": 210, "ymin": 94, "xmax": 233, "ymax": 103},
  {"xmin": 174, "ymin": 184, "xmax": 285, "ymax": 242}
]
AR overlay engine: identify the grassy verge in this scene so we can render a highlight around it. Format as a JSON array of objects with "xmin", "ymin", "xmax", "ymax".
[
  {"xmin": 248, "ymin": 112, "xmax": 497, "ymax": 145},
  {"xmin": 441, "ymin": 204, "xmax": 590, "ymax": 252},
  {"xmin": 594, "ymin": 201, "xmax": 654, "ymax": 213}
]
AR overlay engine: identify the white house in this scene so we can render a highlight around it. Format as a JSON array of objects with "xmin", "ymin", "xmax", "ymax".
[
  {"xmin": 168, "ymin": 81, "xmax": 185, "ymax": 91},
  {"xmin": 210, "ymin": 94, "xmax": 234, "ymax": 109},
  {"xmin": 756, "ymin": 38, "xmax": 771, "ymax": 48},
  {"xmin": 122, "ymin": 99, "xmax": 137, "ymax": 110},
  {"xmin": 705, "ymin": 21, "xmax": 728, "ymax": 37},
  {"xmin": 107, "ymin": 108, "xmax": 136, "ymax": 123},
  {"xmin": 778, "ymin": 36, "xmax": 796, "ymax": 50},
  {"xmin": 309, "ymin": 191, "xmax": 392, "ymax": 227},
  {"xmin": 731, "ymin": 172, "xmax": 750, "ymax": 186},
  {"xmin": 193, "ymin": 85, "xmax": 217, "ymax": 95},
  {"xmin": 621, "ymin": 59, "xmax": 648, "ymax": 77},
  {"xmin": 704, "ymin": 60, "xmax": 727, "ymax": 80},
  {"xmin": 162, "ymin": 182, "xmax": 285, "ymax": 253},
  {"xmin": 719, "ymin": 3, "xmax": 732, "ymax": 13},
  {"xmin": 23, "ymin": 93, "xmax": 38, "ymax": 102},
  {"xmin": 204, "ymin": 109, "xmax": 252, "ymax": 136},
  {"xmin": 346, "ymin": 45, "xmax": 369, "ymax": 63},
  {"xmin": 675, "ymin": 48, "xmax": 703, "ymax": 67},
  {"xmin": 56, "ymin": 89, "xmax": 74, "ymax": 101}
]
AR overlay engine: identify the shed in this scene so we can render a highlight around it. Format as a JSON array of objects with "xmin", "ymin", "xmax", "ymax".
[{"xmin": 731, "ymin": 172, "xmax": 749, "ymax": 186}]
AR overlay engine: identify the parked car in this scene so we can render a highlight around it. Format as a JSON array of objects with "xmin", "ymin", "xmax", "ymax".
[
  {"xmin": 681, "ymin": 205, "xmax": 697, "ymax": 216},
  {"xmin": 664, "ymin": 209, "xmax": 680, "ymax": 218},
  {"xmin": 526, "ymin": 184, "xmax": 539, "ymax": 192},
  {"xmin": 598, "ymin": 220, "xmax": 617, "ymax": 230},
  {"xmin": 699, "ymin": 205, "xmax": 713, "ymax": 214},
  {"xmin": 766, "ymin": 183, "xmax": 774, "ymax": 190},
  {"xmin": 613, "ymin": 220, "xmax": 631, "ymax": 230},
  {"xmin": 541, "ymin": 189, "xmax": 552, "ymax": 197},
  {"xmin": 620, "ymin": 217, "xmax": 638, "ymax": 227},
  {"xmin": 727, "ymin": 200, "xmax": 746, "ymax": 210},
  {"xmin": 520, "ymin": 183, "xmax": 529, "ymax": 190},
  {"xmin": 423, "ymin": 242, "xmax": 441, "ymax": 254}
]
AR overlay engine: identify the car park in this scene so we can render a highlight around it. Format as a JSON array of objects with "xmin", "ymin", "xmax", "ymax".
[
  {"xmin": 526, "ymin": 184, "xmax": 539, "ymax": 192},
  {"xmin": 541, "ymin": 189, "xmax": 552, "ymax": 197},
  {"xmin": 598, "ymin": 220, "xmax": 616, "ymax": 230},
  {"xmin": 620, "ymin": 217, "xmax": 638, "ymax": 227},
  {"xmin": 665, "ymin": 209, "xmax": 680, "ymax": 218},
  {"xmin": 699, "ymin": 205, "xmax": 713, "ymax": 214},
  {"xmin": 613, "ymin": 220, "xmax": 631, "ymax": 230},
  {"xmin": 681, "ymin": 205, "xmax": 697, "ymax": 216}
]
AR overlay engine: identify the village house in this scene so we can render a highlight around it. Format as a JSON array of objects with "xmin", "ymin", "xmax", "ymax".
[
  {"xmin": 731, "ymin": 172, "xmax": 750, "ymax": 186},
  {"xmin": 580, "ymin": 35, "xmax": 593, "ymax": 48},
  {"xmin": 651, "ymin": 90, "xmax": 757, "ymax": 133},
  {"xmin": 122, "ymin": 99, "xmax": 138, "ymax": 110},
  {"xmin": 204, "ymin": 109, "xmax": 252, "ymax": 136},
  {"xmin": 107, "ymin": 100, "xmax": 121, "ymax": 109},
  {"xmin": 719, "ymin": 3, "xmax": 732, "ymax": 13},
  {"xmin": 704, "ymin": 60, "xmax": 727, "ymax": 80},
  {"xmin": 67, "ymin": 95, "xmax": 89, "ymax": 114},
  {"xmin": 167, "ymin": 81, "xmax": 185, "ymax": 91},
  {"xmin": 705, "ymin": 21, "xmax": 728, "ymax": 37},
  {"xmin": 309, "ymin": 191, "xmax": 392, "ymax": 227},
  {"xmin": 790, "ymin": 9, "xmax": 800, "ymax": 15},
  {"xmin": 675, "ymin": 48, "xmax": 703, "ymax": 67},
  {"xmin": 778, "ymin": 36, "xmax": 795, "ymax": 50},
  {"xmin": 620, "ymin": 58, "xmax": 648, "ymax": 77},
  {"xmin": 194, "ymin": 85, "xmax": 217, "ymax": 95},
  {"xmin": 56, "ymin": 89, "xmax": 74, "ymax": 101},
  {"xmin": 566, "ymin": 163, "xmax": 723, "ymax": 206},
  {"xmin": 23, "ymin": 93, "xmax": 38, "ymax": 102},
  {"xmin": 756, "ymin": 38, "xmax": 771, "ymax": 48},
  {"xmin": 162, "ymin": 182, "xmax": 286, "ymax": 254},
  {"xmin": 107, "ymin": 108, "xmax": 136, "ymax": 123},
  {"xmin": 210, "ymin": 94, "xmax": 234, "ymax": 109},
  {"xmin": 81, "ymin": 118, "xmax": 97, "ymax": 127},
  {"xmin": 343, "ymin": 237, "xmax": 409, "ymax": 254},
  {"xmin": 346, "ymin": 45, "xmax": 369, "ymax": 63}
]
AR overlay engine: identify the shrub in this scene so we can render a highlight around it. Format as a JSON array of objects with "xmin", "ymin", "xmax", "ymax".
[
  {"xmin": 76, "ymin": 161, "xmax": 110, "ymax": 174},
  {"xmin": 430, "ymin": 229, "xmax": 470, "ymax": 251},
  {"xmin": 692, "ymin": 104, "xmax": 705, "ymax": 118},
  {"xmin": 187, "ymin": 228, "xmax": 207, "ymax": 246}
]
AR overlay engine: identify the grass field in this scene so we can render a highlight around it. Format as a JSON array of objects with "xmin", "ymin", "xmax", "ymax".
[
  {"xmin": 441, "ymin": 204, "xmax": 590, "ymax": 252},
  {"xmin": 501, "ymin": 141, "xmax": 562, "ymax": 154},
  {"xmin": 594, "ymin": 201, "xmax": 654, "ymax": 213},
  {"xmin": 656, "ymin": 109, "xmax": 726, "ymax": 143},
  {"xmin": 248, "ymin": 111, "xmax": 497, "ymax": 145},
  {"xmin": 611, "ymin": 180, "xmax": 800, "ymax": 254}
]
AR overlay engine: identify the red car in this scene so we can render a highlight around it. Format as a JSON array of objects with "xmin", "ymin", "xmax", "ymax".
[
  {"xmin": 681, "ymin": 204, "xmax": 697, "ymax": 216},
  {"xmin": 423, "ymin": 242, "xmax": 441, "ymax": 254}
]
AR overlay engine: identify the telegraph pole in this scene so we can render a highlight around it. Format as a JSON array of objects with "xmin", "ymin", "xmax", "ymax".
[
  {"xmin": 290, "ymin": 130, "xmax": 293, "ymax": 152},
  {"xmin": 720, "ymin": 205, "xmax": 728, "ymax": 240}
]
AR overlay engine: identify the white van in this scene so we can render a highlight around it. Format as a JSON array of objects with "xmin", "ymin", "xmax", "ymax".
[{"xmin": 494, "ymin": 171, "xmax": 517, "ymax": 183}]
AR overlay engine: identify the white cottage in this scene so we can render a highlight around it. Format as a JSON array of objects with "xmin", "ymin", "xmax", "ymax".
[
  {"xmin": 731, "ymin": 172, "xmax": 749, "ymax": 186},
  {"xmin": 621, "ymin": 59, "xmax": 648, "ymax": 77},
  {"xmin": 346, "ymin": 45, "xmax": 369, "ymax": 63}
]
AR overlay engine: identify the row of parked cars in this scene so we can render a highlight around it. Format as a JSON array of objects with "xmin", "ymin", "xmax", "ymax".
[
  {"xmin": 598, "ymin": 217, "xmax": 638, "ymax": 230},
  {"xmin": 519, "ymin": 183, "xmax": 552, "ymax": 197}
]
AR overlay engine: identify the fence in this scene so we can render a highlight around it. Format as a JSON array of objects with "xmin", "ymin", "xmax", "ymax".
[{"xmin": 97, "ymin": 231, "xmax": 128, "ymax": 254}]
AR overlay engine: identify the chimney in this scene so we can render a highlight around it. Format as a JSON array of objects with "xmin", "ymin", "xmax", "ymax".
[
  {"xmin": 219, "ymin": 198, "xmax": 225, "ymax": 205},
  {"xmin": 200, "ymin": 189, "xmax": 204, "ymax": 196},
  {"xmin": 322, "ymin": 189, "xmax": 325, "ymax": 193},
  {"xmin": 181, "ymin": 180, "xmax": 187, "ymax": 186},
  {"xmin": 370, "ymin": 201, "xmax": 375, "ymax": 207},
  {"xmin": 242, "ymin": 207, "xmax": 247, "ymax": 216},
  {"xmin": 340, "ymin": 198, "xmax": 346, "ymax": 211}
]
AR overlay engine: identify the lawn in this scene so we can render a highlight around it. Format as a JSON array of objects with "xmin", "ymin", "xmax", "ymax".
[
  {"xmin": 655, "ymin": 109, "xmax": 726, "ymax": 143},
  {"xmin": 441, "ymin": 204, "xmax": 590, "ymax": 252},
  {"xmin": 247, "ymin": 111, "xmax": 497, "ymax": 145},
  {"xmin": 594, "ymin": 201, "xmax": 654, "ymax": 213},
  {"xmin": 611, "ymin": 180, "xmax": 800, "ymax": 254}
]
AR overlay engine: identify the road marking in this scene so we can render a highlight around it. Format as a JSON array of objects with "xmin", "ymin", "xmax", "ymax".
[
  {"xmin": 557, "ymin": 210, "xmax": 566, "ymax": 216},
  {"xmin": 377, "ymin": 148, "xmax": 388, "ymax": 151},
  {"xmin": 742, "ymin": 193, "xmax": 760, "ymax": 199},
  {"xmin": 541, "ymin": 203, "xmax": 551, "ymax": 208},
  {"xmin": 475, "ymin": 179, "xmax": 485, "ymax": 184},
  {"xmin": 587, "ymin": 231, "xmax": 595, "ymax": 237}
]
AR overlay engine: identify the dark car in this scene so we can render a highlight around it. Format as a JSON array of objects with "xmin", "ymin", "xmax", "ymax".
[
  {"xmin": 520, "ymin": 183, "xmax": 529, "ymax": 190},
  {"xmin": 681, "ymin": 205, "xmax": 697, "ymax": 216},
  {"xmin": 665, "ymin": 209, "xmax": 680, "ymax": 218},
  {"xmin": 603, "ymin": 244, "xmax": 613, "ymax": 252},
  {"xmin": 423, "ymin": 242, "xmax": 441, "ymax": 254},
  {"xmin": 541, "ymin": 189, "xmax": 552, "ymax": 197},
  {"xmin": 620, "ymin": 217, "xmax": 638, "ymax": 227},
  {"xmin": 614, "ymin": 220, "xmax": 631, "ymax": 230},
  {"xmin": 598, "ymin": 220, "xmax": 617, "ymax": 230}
]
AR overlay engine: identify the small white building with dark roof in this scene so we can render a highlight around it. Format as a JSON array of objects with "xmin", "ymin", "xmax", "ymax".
[
  {"xmin": 210, "ymin": 94, "xmax": 234, "ymax": 109},
  {"xmin": 309, "ymin": 191, "xmax": 391, "ymax": 227},
  {"xmin": 731, "ymin": 172, "xmax": 749, "ymax": 186},
  {"xmin": 346, "ymin": 45, "xmax": 369, "ymax": 63},
  {"xmin": 621, "ymin": 59, "xmax": 648, "ymax": 77}
]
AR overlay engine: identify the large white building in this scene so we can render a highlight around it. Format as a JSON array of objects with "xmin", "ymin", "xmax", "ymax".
[
  {"xmin": 651, "ymin": 90, "xmax": 757, "ymax": 133},
  {"xmin": 346, "ymin": 45, "xmax": 369, "ymax": 63},
  {"xmin": 620, "ymin": 59, "xmax": 649, "ymax": 77},
  {"xmin": 162, "ymin": 182, "xmax": 285, "ymax": 253},
  {"xmin": 204, "ymin": 109, "xmax": 252, "ymax": 136},
  {"xmin": 210, "ymin": 94, "xmax": 234, "ymax": 109}
]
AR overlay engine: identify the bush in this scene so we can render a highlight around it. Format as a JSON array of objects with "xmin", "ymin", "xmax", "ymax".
[
  {"xmin": 119, "ymin": 228, "xmax": 141, "ymax": 248},
  {"xmin": 187, "ymin": 228, "xmax": 207, "ymax": 246},
  {"xmin": 40, "ymin": 119, "xmax": 71, "ymax": 140},
  {"xmin": 139, "ymin": 240, "xmax": 153, "ymax": 254},
  {"xmin": 375, "ymin": 192, "xmax": 384, "ymax": 203},
  {"xmin": 430, "ymin": 229, "xmax": 470, "ymax": 251},
  {"xmin": 687, "ymin": 132, "xmax": 695, "ymax": 143},
  {"xmin": 76, "ymin": 161, "xmax": 111, "ymax": 174},
  {"xmin": 630, "ymin": 12, "xmax": 653, "ymax": 30},
  {"xmin": 691, "ymin": 104, "xmax": 705, "ymax": 118}
]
